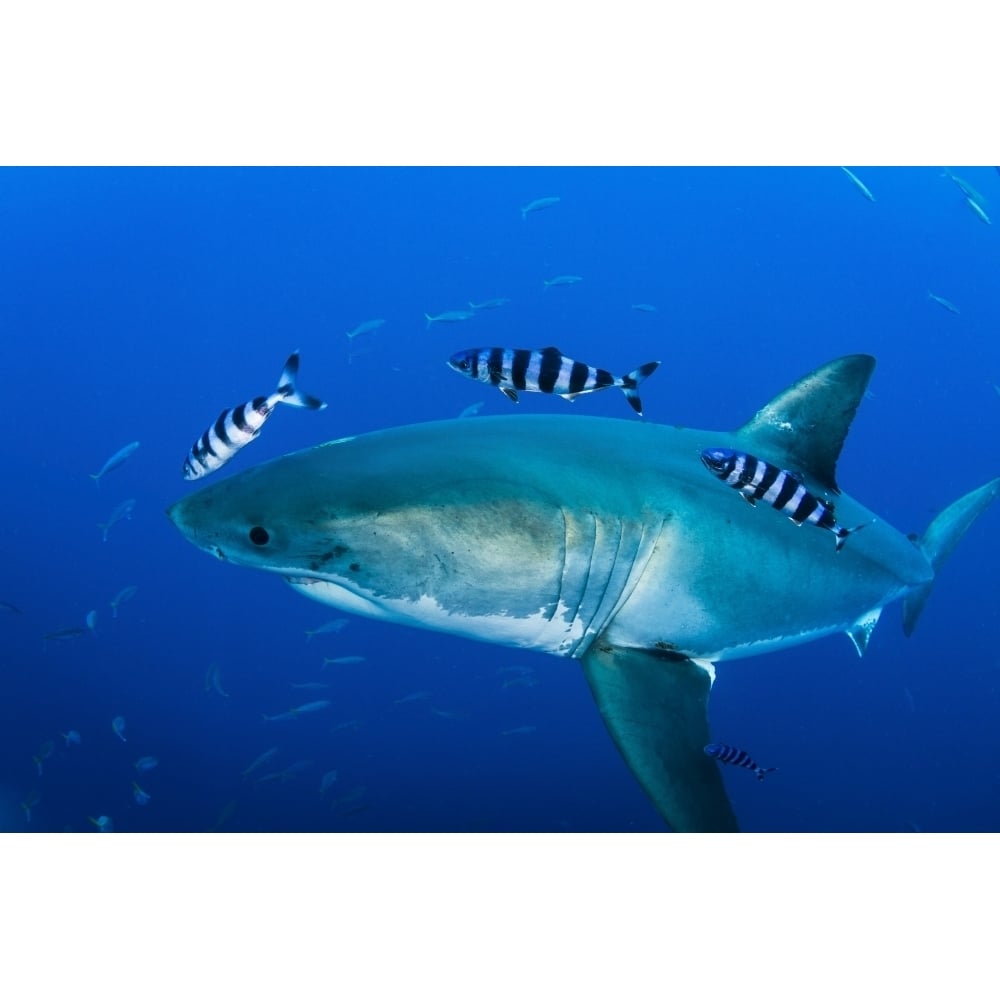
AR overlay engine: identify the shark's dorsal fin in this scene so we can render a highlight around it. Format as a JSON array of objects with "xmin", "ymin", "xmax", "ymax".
[
  {"xmin": 580, "ymin": 644, "xmax": 739, "ymax": 832},
  {"xmin": 736, "ymin": 354, "xmax": 876, "ymax": 495}
]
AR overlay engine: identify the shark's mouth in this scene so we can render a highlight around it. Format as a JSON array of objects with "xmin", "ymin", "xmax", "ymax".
[{"xmin": 284, "ymin": 575, "xmax": 391, "ymax": 620}]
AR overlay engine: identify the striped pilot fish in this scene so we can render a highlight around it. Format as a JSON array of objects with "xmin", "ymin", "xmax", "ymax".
[
  {"xmin": 703, "ymin": 743, "xmax": 777, "ymax": 781},
  {"xmin": 447, "ymin": 346, "xmax": 660, "ymax": 417},
  {"xmin": 182, "ymin": 351, "xmax": 326, "ymax": 480},
  {"xmin": 700, "ymin": 447, "xmax": 865, "ymax": 550}
]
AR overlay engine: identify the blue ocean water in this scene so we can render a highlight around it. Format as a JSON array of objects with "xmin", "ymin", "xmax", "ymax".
[{"xmin": 1, "ymin": 166, "xmax": 998, "ymax": 833}]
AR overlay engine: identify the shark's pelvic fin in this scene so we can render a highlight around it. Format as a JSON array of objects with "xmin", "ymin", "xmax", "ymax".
[
  {"xmin": 846, "ymin": 607, "xmax": 882, "ymax": 657},
  {"xmin": 736, "ymin": 354, "xmax": 876, "ymax": 495},
  {"xmin": 580, "ymin": 645, "xmax": 739, "ymax": 833},
  {"xmin": 903, "ymin": 476, "xmax": 1000, "ymax": 636}
]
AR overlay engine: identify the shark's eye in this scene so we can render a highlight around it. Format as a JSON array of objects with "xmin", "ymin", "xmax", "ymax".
[{"xmin": 249, "ymin": 526, "xmax": 270, "ymax": 546}]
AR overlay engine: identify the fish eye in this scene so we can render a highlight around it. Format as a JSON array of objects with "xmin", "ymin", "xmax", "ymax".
[
  {"xmin": 249, "ymin": 526, "xmax": 270, "ymax": 546},
  {"xmin": 458, "ymin": 359, "xmax": 470, "ymax": 371}
]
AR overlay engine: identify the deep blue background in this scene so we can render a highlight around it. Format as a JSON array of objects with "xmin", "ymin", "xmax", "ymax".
[{"xmin": 1, "ymin": 166, "xmax": 998, "ymax": 832}]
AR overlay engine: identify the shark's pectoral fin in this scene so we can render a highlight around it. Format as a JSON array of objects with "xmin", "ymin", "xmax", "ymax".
[{"xmin": 580, "ymin": 644, "xmax": 739, "ymax": 832}]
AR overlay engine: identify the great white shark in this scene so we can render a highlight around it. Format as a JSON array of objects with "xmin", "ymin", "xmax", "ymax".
[{"xmin": 167, "ymin": 355, "xmax": 998, "ymax": 831}]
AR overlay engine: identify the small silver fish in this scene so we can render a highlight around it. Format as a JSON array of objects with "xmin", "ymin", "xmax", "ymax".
[
  {"xmin": 281, "ymin": 759, "xmax": 315, "ymax": 776},
  {"xmin": 458, "ymin": 401, "xmax": 484, "ymax": 419},
  {"xmin": 430, "ymin": 707, "xmax": 467, "ymax": 720},
  {"xmin": 840, "ymin": 167, "xmax": 875, "ymax": 202},
  {"xmin": 543, "ymin": 275, "xmax": 582, "ymax": 288},
  {"xmin": 110, "ymin": 585, "xmax": 138, "ymax": 618},
  {"xmin": 966, "ymin": 197, "xmax": 991, "ymax": 225},
  {"xmin": 322, "ymin": 655, "xmax": 366, "ymax": 666},
  {"xmin": 425, "ymin": 310, "xmax": 475, "ymax": 330},
  {"xmin": 204, "ymin": 662, "xmax": 230, "ymax": 698},
  {"xmin": 393, "ymin": 690, "xmax": 431, "ymax": 705},
  {"xmin": 98, "ymin": 498, "xmax": 136, "ymax": 542},
  {"xmin": 631, "ymin": 303, "xmax": 658, "ymax": 313},
  {"xmin": 320, "ymin": 770, "xmax": 339, "ymax": 797},
  {"xmin": 329, "ymin": 719, "xmax": 364, "ymax": 734},
  {"xmin": 241, "ymin": 746, "xmax": 279, "ymax": 780},
  {"xmin": 468, "ymin": 298, "xmax": 510, "ymax": 310},
  {"xmin": 346, "ymin": 319, "xmax": 386, "ymax": 339},
  {"xmin": 90, "ymin": 441, "xmax": 140, "ymax": 487},
  {"xmin": 943, "ymin": 169, "xmax": 987, "ymax": 206},
  {"xmin": 927, "ymin": 292, "xmax": 960, "ymax": 315},
  {"xmin": 43, "ymin": 626, "xmax": 88, "ymax": 642},
  {"xmin": 304, "ymin": 618, "xmax": 349, "ymax": 641},
  {"xmin": 262, "ymin": 699, "xmax": 331, "ymax": 721},
  {"xmin": 520, "ymin": 196, "xmax": 560, "ymax": 220}
]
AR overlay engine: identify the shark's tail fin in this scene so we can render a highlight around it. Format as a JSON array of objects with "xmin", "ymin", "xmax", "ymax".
[
  {"xmin": 755, "ymin": 767, "xmax": 778, "ymax": 781},
  {"xmin": 903, "ymin": 477, "xmax": 1000, "ymax": 636}
]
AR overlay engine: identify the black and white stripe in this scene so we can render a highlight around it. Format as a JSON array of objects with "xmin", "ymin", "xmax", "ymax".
[
  {"xmin": 703, "ymin": 743, "xmax": 777, "ymax": 781},
  {"xmin": 448, "ymin": 346, "xmax": 660, "ymax": 417},
  {"xmin": 182, "ymin": 351, "xmax": 326, "ymax": 481},
  {"xmin": 700, "ymin": 447, "xmax": 865, "ymax": 551}
]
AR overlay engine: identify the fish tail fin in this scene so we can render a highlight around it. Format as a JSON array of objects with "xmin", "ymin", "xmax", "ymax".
[
  {"xmin": 89, "ymin": 473, "xmax": 101, "ymax": 488},
  {"xmin": 276, "ymin": 351, "xmax": 326, "ymax": 410},
  {"xmin": 98, "ymin": 523, "xmax": 109, "ymax": 543},
  {"xmin": 834, "ymin": 521, "xmax": 868, "ymax": 551},
  {"xmin": 756, "ymin": 767, "xmax": 778, "ymax": 781},
  {"xmin": 903, "ymin": 477, "xmax": 1000, "ymax": 635},
  {"xmin": 618, "ymin": 360, "xmax": 661, "ymax": 417},
  {"xmin": 425, "ymin": 314, "xmax": 435, "ymax": 330}
]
